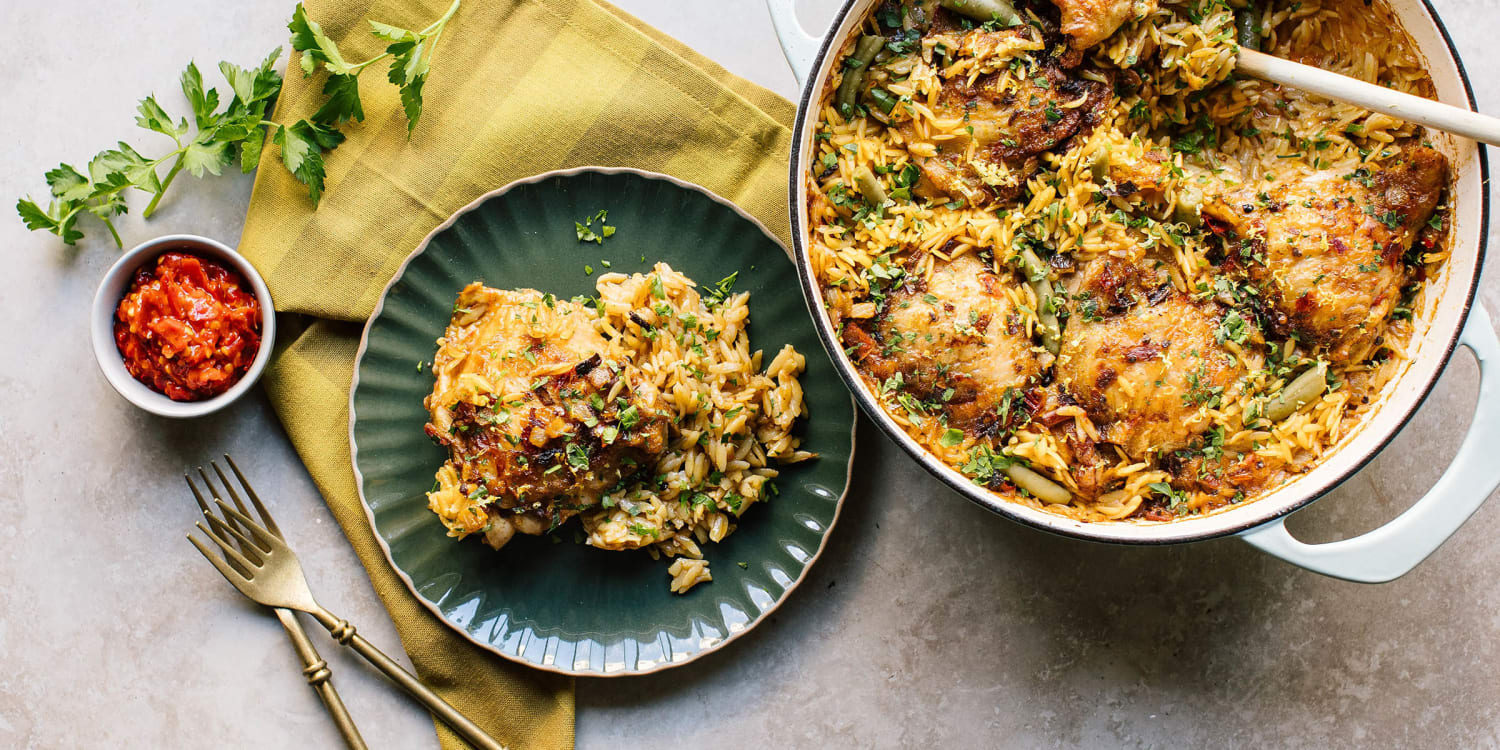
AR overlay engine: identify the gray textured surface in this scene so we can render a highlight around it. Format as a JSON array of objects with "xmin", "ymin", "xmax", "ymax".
[{"xmin": 2, "ymin": 0, "xmax": 1499, "ymax": 747}]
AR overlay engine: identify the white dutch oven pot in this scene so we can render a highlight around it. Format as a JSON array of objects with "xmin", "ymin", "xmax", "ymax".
[{"xmin": 768, "ymin": 0, "xmax": 1499, "ymax": 581}]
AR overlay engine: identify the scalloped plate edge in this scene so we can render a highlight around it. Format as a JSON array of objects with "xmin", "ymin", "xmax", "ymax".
[{"xmin": 347, "ymin": 166, "xmax": 857, "ymax": 677}]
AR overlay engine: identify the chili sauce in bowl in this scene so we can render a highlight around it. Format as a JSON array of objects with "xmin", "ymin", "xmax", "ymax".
[
  {"xmin": 114, "ymin": 252, "xmax": 262, "ymax": 401},
  {"xmin": 91, "ymin": 234, "xmax": 275, "ymax": 418}
]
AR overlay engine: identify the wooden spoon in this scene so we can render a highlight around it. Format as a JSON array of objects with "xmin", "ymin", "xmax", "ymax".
[{"xmin": 1237, "ymin": 49, "xmax": 1500, "ymax": 147}]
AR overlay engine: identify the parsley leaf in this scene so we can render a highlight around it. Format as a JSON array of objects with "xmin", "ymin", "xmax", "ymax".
[
  {"xmin": 135, "ymin": 95, "xmax": 188, "ymax": 139},
  {"xmin": 275, "ymin": 120, "xmax": 344, "ymax": 205},
  {"xmin": 18, "ymin": 3, "xmax": 463, "ymax": 244},
  {"xmin": 182, "ymin": 139, "xmax": 233, "ymax": 178},
  {"xmin": 180, "ymin": 63, "xmax": 221, "ymax": 130},
  {"xmin": 288, "ymin": 4, "xmax": 357, "ymax": 77},
  {"xmin": 313, "ymin": 74, "xmax": 365, "ymax": 125},
  {"xmin": 219, "ymin": 49, "xmax": 283, "ymax": 110}
]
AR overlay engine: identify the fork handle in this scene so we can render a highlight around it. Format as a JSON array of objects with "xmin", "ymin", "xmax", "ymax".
[
  {"xmin": 314, "ymin": 611, "xmax": 506, "ymax": 750},
  {"xmin": 276, "ymin": 608, "xmax": 367, "ymax": 750}
]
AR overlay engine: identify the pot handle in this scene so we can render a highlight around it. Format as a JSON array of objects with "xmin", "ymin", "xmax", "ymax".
[
  {"xmin": 1240, "ymin": 304, "xmax": 1500, "ymax": 582},
  {"xmin": 766, "ymin": 0, "xmax": 821, "ymax": 87}
]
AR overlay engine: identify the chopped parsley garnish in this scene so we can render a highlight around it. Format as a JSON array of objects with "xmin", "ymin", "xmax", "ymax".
[
  {"xmin": 1182, "ymin": 364, "xmax": 1225, "ymax": 408},
  {"xmin": 1149, "ymin": 482, "xmax": 1190, "ymax": 514},
  {"xmin": 1215, "ymin": 310, "xmax": 1250, "ymax": 345},
  {"xmin": 565, "ymin": 442, "xmax": 589, "ymax": 470},
  {"xmin": 1171, "ymin": 115, "xmax": 1218, "ymax": 156},
  {"xmin": 960, "ymin": 445, "xmax": 1013, "ymax": 484},
  {"xmin": 575, "ymin": 209, "xmax": 616, "ymax": 244},
  {"xmin": 705, "ymin": 271, "xmax": 739, "ymax": 306},
  {"xmin": 1075, "ymin": 294, "xmax": 1104, "ymax": 323},
  {"xmin": 617, "ymin": 404, "xmax": 641, "ymax": 431},
  {"xmin": 890, "ymin": 163, "xmax": 920, "ymax": 201}
]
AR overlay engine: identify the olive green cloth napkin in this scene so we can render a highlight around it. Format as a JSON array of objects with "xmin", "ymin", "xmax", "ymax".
[{"xmin": 237, "ymin": 0, "xmax": 795, "ymax": 747}]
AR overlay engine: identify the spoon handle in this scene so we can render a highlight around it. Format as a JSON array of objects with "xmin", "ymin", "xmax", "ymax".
[{"xmin": 1237, "ymin": 48, "xmax": 1500, "ymax": 147}]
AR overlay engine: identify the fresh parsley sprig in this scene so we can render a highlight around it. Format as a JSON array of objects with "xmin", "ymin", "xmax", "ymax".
[
  {"xmin": 17, "ymin": 51, "xmax": 283, "ymax": 246},
  {"xmin": 17, "ymin": 1, "xmax": 460, "ymax": 246},
  {"xmin": 289, "ymin": 0, "xmax": 460, "ymax": 135}
]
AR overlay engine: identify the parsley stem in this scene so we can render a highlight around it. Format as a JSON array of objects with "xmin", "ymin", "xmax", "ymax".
[
  {"xmin": 420, "ymin": 0, "xmax": 462, "ymax": 36},
  {"xmin": 348, "ymin": 53, "xmax": 391, "ymax": 74},
  {"xmin": 347, "ymin": 1, "xmax": 459, "ymax": 73},
  {"xmin": 102, "ymin": 217, "xmax": 122, "ymax": 247},
  {"xmin": 143, "ymin": 158, "xmax": 184, "ymax": 219},
  {"xmin": 425, "ymin": 25, "xmax": 448, "ymax": 69}
]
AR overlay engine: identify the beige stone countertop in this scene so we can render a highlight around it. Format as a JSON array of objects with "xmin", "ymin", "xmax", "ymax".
[{"xmin": 3, "ymin": 0, "xmax": 1498, "ymax": 747}]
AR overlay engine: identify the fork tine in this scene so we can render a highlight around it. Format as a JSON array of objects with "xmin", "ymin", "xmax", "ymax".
[
  {"xmin": 214, "ymin": 500, "xmax": 279, "ymax": 549},
  {"xmin": 202, "ymin": 511, "xmax": 264, "ymax": 567},
  {"xmin": 186, "ymin": 473, "xmax": 264, "ymax": 566},
  {"xmin": 204, "ymin": 516, "xmax": 265, "ymax": 560},
  {"xmin": 196, "ymin": 466, "xmax": 223, "ymax": 504},
  {"xmin": 185, "ymin": 473, "xmax": 211, "ymax": 514},
  {"xmin": 187, "ymin": 532, "xmax": 249, "ymax": 586},
  {"xmin": 198, "ymin": 465, "xmax": 272, "ymax": 554},
  {"xmin": 210, "ymin": 460, "xmax": 253, "ymax": 519},
  {"xmin": 195, "ymin": 521, "xmax": 258, "ymax": 573},
  {"xmin": 208, "ymin": 461, "xmax": 272, "ymax": 554},
  {"xmin": 224, "ymin": 454, "xmax": 282, "ymax": 538}
]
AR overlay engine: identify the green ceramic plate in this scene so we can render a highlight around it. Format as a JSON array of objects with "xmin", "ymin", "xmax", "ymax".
[{"xmin": 349, "ymin": 167, "xmax": 855, "ymax": 675}]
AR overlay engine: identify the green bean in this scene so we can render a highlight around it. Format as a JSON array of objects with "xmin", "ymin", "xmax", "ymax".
[
  {"xmin": 1089, "ymin": 147, "xmax": 1112, "ymax": 184},
  {"xmin": 1263, "ymin": 362, "xmax": 1328, "ymax": 422},
  {"xmin": 836, "ymin": 36, "xmax": 885, "ymax": 117},
  {"xmin": 1005, "ymin": 463, "xmax": 1072, "ymax": 505},
  {"xmin": 1174, "ymin": 184, "xmax": 1204, "ymax": 228},
  {"xmin": 1018, "ymin": 248, "xmax": 1062, "ymax": 355},
  {"xmin": 1235, "ymin": 4, "xmax": 1262, "ymax": 51},
  {"xmin": 939, "ymin": 0, "xmax": 1021, "ymax": 26},
  {"xmin": 868, "ymin": 88, "xmax": 898, "ymax": 115},
  {"xmin": 854, "ymin": 166, "xmax": 888, "ymax": 207}
]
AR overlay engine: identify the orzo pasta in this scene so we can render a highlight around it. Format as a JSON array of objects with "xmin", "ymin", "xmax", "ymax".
[
  {"xmin": 807, "ymin": 0, "xmax": 1450, "ymax": 522},
  {"xmin": 424, "ymin": 263, "xmax": 814, "ymax": 591}
]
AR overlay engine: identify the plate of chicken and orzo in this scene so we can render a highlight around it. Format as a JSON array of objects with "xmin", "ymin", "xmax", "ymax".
[
  {"xmin": 800, "ymin": 0, "xmax": 1460, "ymax": 524},
  {"xmin": 349, "ymin": 168, "xmax": 855, "ymax": 675}
]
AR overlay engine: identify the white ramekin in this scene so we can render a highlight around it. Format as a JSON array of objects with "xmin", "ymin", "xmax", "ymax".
[{"xmin": 90, "ymin": 234, "xmax": 275, "ymax": 418}]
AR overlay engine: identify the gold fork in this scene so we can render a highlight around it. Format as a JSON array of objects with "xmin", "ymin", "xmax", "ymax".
[
  {"xmin": 186, "ymin": 458, "xmax": 367, "ymax": 750},
  {"xmin": 187, "ymin": 456, "xmax": 506, "ymax": 750}
]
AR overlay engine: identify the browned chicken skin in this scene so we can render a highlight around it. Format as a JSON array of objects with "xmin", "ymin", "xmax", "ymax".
[
  {"xmin": 424, "ymin": 287, "xmax": 668, "ymax": 547},
  {"xmin": 842, "ymin": 251, "xmax": 1043, "ymax": 432},
  {"xmin": 897, "ymin": 59, "xmax": 1111, "ymax": 206},
  {"xmin": 1050, "ymin": 0, "xmax": 1158, "ymax": 51},
  {"xmin": 1063, "ymin": 253, "xmax": 1173, "ymax": 317},
  {"xmin": 431, "ymin": 358, "xmax": 668, "ymax": 539},
  {"xmin": 1057, "ymin": 290, "xmax": 1245, "ymax": 461},
  {"xmin": 1205, "ymin": 146, "xmax": 1448, "ymax": 363}
]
